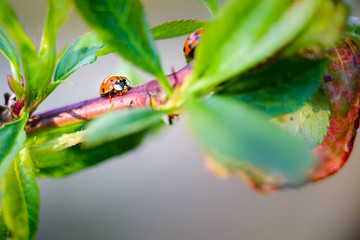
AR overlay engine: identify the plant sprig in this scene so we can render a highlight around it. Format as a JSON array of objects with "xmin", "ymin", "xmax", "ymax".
[{"xmin": 0, "ymin": 0, "xmax": 355, "ymax": 238}]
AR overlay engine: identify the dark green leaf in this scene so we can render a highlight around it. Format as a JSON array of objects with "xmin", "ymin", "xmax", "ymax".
[
  {"xmin": 73, "ymin": 0, "xmax": 172, "ymax": 96},
  {"xmin": 187, "ymin": 96, "xmax": 314, "ymax": 186},
  {"xmin": 0, "ymin": 28, "xmax": 20, "ymax": 80},
  {"xmin": 54, "ymin": 31, "xmax": 107, "ymax": 81},
  {"xmin": 151, "ymin": 19, "xmax": 205, "ymax": 40},
  {"xmin": 7, "ymin": 74, "xmax": 25, "ymax": 102},
  {"xmin": 0, "ymin": 211, "xmax": 9, "ymax": 240},
  {"xmin": 217, "ymin": 58, "xmax": 328, "ymax": 117},
  {"xmin": 279, "ymin": 89, "xmax": 330, "ymax": 149},
  {"xmin": 0, "ymin": 113, "xmax": 28, "ymax": 179},
  {"xmin": 185, "ymin": 0, "xmax": 346, "ymax": 95},
  {"xmin": 1, "ymin": 148, "xmax": 40, "ymax": 240},
  {"xmin": 85, "ymin": 109, "xmax": 163, "ymax": 147},
  {"xmin": 198, "ymin": 0, "xmax": 218, "ymax": 16},
  {"xmin": 30, "ymin": 126, "xmax": 160, "ymax": 178}
]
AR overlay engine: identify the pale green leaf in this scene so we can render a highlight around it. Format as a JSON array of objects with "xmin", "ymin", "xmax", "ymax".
[
  {"xmin": 151, "ymin": 19, "xmax": 205, "ymax": 40},
  {"xmin": 277, "ymin": 89, "xmax": 330, "ymax": 149},
  {"xmin": 185, "ymin": 0, "xmax": 346, "ymax": 95},
  {"xmin": 0, "ymin": 113, "xmax": 28, "ymax": 180},
  {"xmin": 1, "ymin": 148, "xmax": 39, "ymax": 240},
  {"xmin": 26, "ymin": 122, "xmax": 86, "ymax": 146},
  {"xmin": 284, "ymin": 1, "xmax": 348, "ymax": 55},
  {"xmin": 85, "ymin": 109, "xmax": 163, "ymax": 147},
  {"xmin": 33, "ymin": 0, "xmax": 73, "ymax": 106},
  {"xmin": 187, "ymin": 96, "xmax": 315, "ymax": 185},
  {"xmin": 198, "ymin": 0, "xmax": 218, "ymax": 16}
]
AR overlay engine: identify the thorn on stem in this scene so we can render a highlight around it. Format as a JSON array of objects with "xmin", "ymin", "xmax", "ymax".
[{"xmin": 171, "ymin": 67, "xmax": 179, "ymax": 87}]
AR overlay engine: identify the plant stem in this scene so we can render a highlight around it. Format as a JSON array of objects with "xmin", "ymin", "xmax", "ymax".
[{"xmin": 26, "ymin": 65, "xmax": 192, "ymax": 134}]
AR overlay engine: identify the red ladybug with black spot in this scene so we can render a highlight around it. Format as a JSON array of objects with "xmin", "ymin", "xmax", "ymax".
[
  {"xmin": 99, "ymin": 75, "xmax": 131, "ymax": 97},
  {"xmin": 183, "ymin": 28, "xmax": 203, "ymax": 62}
]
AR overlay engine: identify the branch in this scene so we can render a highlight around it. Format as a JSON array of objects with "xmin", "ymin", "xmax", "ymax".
[{"xmin": 26, "ymin": 65, "xmax": 192, "ymax": 134}]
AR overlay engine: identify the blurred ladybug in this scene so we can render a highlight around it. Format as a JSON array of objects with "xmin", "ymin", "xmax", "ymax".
[
  {"xmin": 183, "ymin": 28, "xmax": 203, "ymax": 62},
  {"xmin": 99, "ymin": 76, "xmax": 131, "ymax": 98}
]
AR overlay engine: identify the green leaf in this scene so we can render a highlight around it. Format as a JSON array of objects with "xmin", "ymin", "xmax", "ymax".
[
  {"xmin": 185, "ymin": 0, "xmax": 345, "ymax": 95},
  {"xmin": 0, "ymin": 0, "xmax": 38, "ymax": 109},
  {"xmin": 198, "ymin": 0, "xmax": 218, "ymax": 16},
  {"xmin": 0, "ymin": 211, "xmax": 9, "ymax": 240},
  {"xmin": 28, "ymin": 0, "xmax": 73, "ymax": 108},
  {"xmin": 284, "ymin": 1, "xmax": 348, "ymax": 55},
  {"xmin": 44, "ymin": 80, "xmax": 67, "ymax": 97},
  {"xmin": 0, "ymin": 28, "xmax": 20, "ymax": 80},
  {"xmin": 0, "ymin": 113, "xmax": 28, "ymax": 180},
  {"xmin": 40, "ymin": 0, "xmax": 72, "ymax": 55},
  {"xmin": 0, "ymin": 0, "xmax": 37, "ymax": 60},
  {"xmin": 187, "ymin": 96, "xmax": 314, "ymax": 186},
  {"xmin": 1, "ymin": 148, "xmax": 40, "ymax": 240},
  {"xmin": 30, "ymin": 131, "xmax": 86, "ymax": 156},
  {"xmin": 0, "ymin": 0, "xmax": 72, "ymax": 110},
  {"xmin": 7, "ymin": 74, "xmax": 25, "ymax": 102},
  {"xmin": 217, "ymin": 58, "xmax": 328, "ymax": 117},
  {"xmin": 30, "ymin": 126, "xmax": 159, "ymax": 178},
  {"xmin": 278, "ymin": 89, "xmax": 330, "ymax": 149},
  {"xmin": 85, "ymin": 109, "xmax": 163, "ymax": 147},
  {"xmin": 54, "ymin": 31, "xmax": 107, "ymax": 81},
  {"xmin": 151, "ymin": 19, "xmax": 205, "ymax": 40},
  {"xmin": 39, "ymin": 0, "xmax": 73, "ymax": 79},
  {"xmin": 26, "ymin": 122, "xmax": 86, "ymax": 146},
  {"xmin": 73, "ymin": 0, "xmax": 172, "ymax": 97}
]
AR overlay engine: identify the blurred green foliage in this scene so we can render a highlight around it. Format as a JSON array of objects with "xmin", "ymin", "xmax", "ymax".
[{"xmin": 0, "ymin": 0, "xmax": 352, "ymax": 238}]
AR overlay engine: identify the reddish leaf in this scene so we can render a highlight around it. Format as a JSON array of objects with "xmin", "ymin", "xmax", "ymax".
[
  {"xmin": 311, "ymin": 40, "xmax": 360, "ymax": 181},
  {"xmin": 203, "ymin": 40, "xmax": 360, "ymax": 193},
  {"xmin": 7, "ymin": 75, "xmax": 24, "ymax": 102}
]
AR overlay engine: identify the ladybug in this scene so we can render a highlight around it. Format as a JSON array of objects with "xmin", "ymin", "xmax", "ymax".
[
  {"xmin": 99, "ymin": 75, "xmax": 131, "ymax": 98},
  {"xmin": 183, "ymin": 28, "xmax": 203, "ymax": 62}
]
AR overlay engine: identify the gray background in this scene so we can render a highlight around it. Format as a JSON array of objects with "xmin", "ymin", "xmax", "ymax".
[{"xmin": 1, "ymin": 1, "xmax": 360, "ymax": 240}]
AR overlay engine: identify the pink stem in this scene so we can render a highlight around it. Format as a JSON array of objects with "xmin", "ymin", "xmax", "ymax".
[{"xmin": 26, "ymin": 65, "xmax": 192, "ymax": 134}]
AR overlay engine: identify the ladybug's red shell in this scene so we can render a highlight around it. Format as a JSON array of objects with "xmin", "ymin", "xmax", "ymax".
[
  {"xmin": 183, "ymin": 28, "xmax": 203, "ymax": 62},
  {"xmin": 100, "ymin": 76, "xmax": 131, "ymax": 97}
]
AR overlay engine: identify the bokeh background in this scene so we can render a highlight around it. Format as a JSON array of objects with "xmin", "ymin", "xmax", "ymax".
[{"xmin": 1, "ymin": 1, "xmax": 360, "ymax": 239}]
